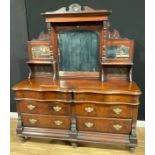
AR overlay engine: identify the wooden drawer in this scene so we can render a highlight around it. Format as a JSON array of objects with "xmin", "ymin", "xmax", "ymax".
[
  {"xmin": 21, "ymin": 114, "xmax": 71, "ymax": 129},
  {"xmin": 74, "ymin": 93, "xmax": 138, "ymax": 104},
  {"xmin": 77, "ymin": 117, "xmax": 132, "ymax": 134},
  {"xmin": 17, "ymin": 100, "xmax": 70, "ymax": 115},
  {"xmin": 75, "ymin": 103, "xmax": 132, "ymax": 118},
  {"xmin": 15, "ymin": 90, "xmax": 72, "ymax": 101}
]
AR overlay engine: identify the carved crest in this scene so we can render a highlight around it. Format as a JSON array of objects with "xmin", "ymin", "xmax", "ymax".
[
  {"xmin": 44, "ymin": 3, "xmax": 96, "ymax": 14},
  {"xmin": 68, "ymin": 3, "xmax": 82, "ymax": 12}
]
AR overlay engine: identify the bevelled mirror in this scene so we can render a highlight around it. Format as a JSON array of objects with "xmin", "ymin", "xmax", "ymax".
[{"xmin": 58, "ymin": 30, "xmax": 100, "ymax": 73}]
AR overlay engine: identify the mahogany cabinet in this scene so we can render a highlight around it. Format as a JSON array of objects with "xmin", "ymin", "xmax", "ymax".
[{"xmin": 12, "ymin": 3, "xmax": 141, "ymax": 152}]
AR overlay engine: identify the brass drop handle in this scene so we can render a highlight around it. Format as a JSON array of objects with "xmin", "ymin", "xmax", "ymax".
[
  {"xmin": 113, "ymin": 108, "xmax": 122, "ymax": 115},
  {"xmin": 29, "ymin": 119, "xmax": 37, "ymax": 124},
  {"xmin": 53, "ymin": 105, "xmax": 62, "ymax": 112},
  {"xmin": 113, "ymin": 124, "xmax": 122, "ymax": 130},
  {"xmin": 85, "ymin": 122, "xmax": 94, "ymax": 128},
  {"xmin": 84, "ymin": 107, "xmax": 94, "ymax": 113},
  {"xmin": 27, "ymin": 104, "xmax": 36, "ymax": 110},
  {"xmin": 54, "ymin": 120, "xmax": 63, "ymax": 126}
]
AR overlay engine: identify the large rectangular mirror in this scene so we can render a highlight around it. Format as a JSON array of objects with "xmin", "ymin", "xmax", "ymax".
[{"xmin": 58, "ymin": 30, "xmax": 100, "ymax": 72}]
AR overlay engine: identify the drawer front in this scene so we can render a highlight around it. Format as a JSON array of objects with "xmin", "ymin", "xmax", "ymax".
[
  {"xmin": 22, "ymin": 114, "xmax": 71, "ymax": 129},
  {"xmin": 15, "ymin": 91, "xmax": 72, "ymax": 101},
  {"xmin": 75, "ymin": 103, "xmax": 132, "ymax": 118},
  {"xmin": 17, "ymin": 101, "xmax": 70, "ymax": 115},
  {"xmin": 77, "ymin": 117, "xmax": 132, "ymax": 134},
  {"xmin": 74, "ymin": 93, "xmax": 138, "ymax": 104}
]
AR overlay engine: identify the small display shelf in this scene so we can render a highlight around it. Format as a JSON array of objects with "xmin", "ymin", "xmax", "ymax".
[
  {"xmin": 26, "ymin": 60, "xmax": 56, "ymax": 80},
  {"xmin": 100, "ymin": 30, "xmax": 135, "ymax": 82}
]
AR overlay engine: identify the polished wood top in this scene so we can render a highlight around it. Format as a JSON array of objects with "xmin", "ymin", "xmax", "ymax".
[{"xmin": 12, "ymin": 78, "xmax": 141, "ymax": 95}]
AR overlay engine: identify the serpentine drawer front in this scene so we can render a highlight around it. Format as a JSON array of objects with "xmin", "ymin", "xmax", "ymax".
[
  {"xmin": 77, "ymin": 117, "xmax": 132, "ymax": 134},
  {"xmin": 17, "ymin": 100, "xmax": 71, "ymax": 115},
  {"xmin": 21, "ymin": 114, "xmax": 71, "ymax": 129},
  {"xmin": 15, "ymin": 90, "xmax": 72, "ymax": 101},
  {"xmin": 75, "ymin": 103, "xmax": 132, "ymax": 118},
  {"xmin": 74, "ymin": 93, "xmax": 138, "ymax": 104}
]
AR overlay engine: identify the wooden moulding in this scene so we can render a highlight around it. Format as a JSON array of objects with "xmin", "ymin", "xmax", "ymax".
[
  {"xmin": 41, "ymin": 3, "xmax": 111, "ymax": 23},
  {"xmin": 17, "ymin": 127, "xmax": 131, "ymax": 145},
  {"xmin": 15, "ymin": 98, "xmax": 140, "ymax": 106},
  {"xmin": 12, "ymin": 79, "xmax": 141, "ymax": 95}
]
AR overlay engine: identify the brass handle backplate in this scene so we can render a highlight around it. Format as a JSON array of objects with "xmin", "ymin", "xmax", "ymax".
[
  {"xmin": 54, "ymin": 120, "xmax": 63, "ymax": 126},
  {"xmin": 53, "ymin": 105, "xmax": 62, "ymax": 112},
  {"xmin": 84, "ymin": 107, "xmax": 94, "ymax": 113},
  {"xmin": 113, "ymin": 124, "xmax": 122, "ymax": 130},
  {"xmin": 27, "ymin": 104, "xmax": 36, "ymax": 110},
  {"xmin": 113, "ymin": 108, "xmax": 122, "ymax": 115},
  {"xmin": 29, "ymin": 119, "xmax": 37, "ymax": 124},
  {"xmin": 85, "ymin": 122, "xmax": 94, "ymax": 128}
]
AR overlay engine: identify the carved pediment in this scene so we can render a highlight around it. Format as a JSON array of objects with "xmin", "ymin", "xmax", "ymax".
[
  {"xmin": 45, "ymin": 3, "xmax": 95, "ymax": 14},
  {"xmin": 43, "ymin": 3, "xmax": 111, "ymax": 15}
]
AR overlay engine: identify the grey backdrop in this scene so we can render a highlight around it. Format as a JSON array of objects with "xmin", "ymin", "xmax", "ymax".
[{"xmin": 10, "ymin": 0, "xmax": 145, "ymax": 120}]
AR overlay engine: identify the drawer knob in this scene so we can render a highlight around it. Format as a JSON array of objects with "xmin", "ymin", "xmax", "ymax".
[
  {"xmin": 29, "ymin": 119, "xmax": 37, "ymax": 124},
  {"xmin": 84, "ymin": 107, "xmax": 94, "ymax": 113},
  {"xmin": 53, "ymin": 105, "xmax": 62, "ymax": 112},
  {"xmin": 27, "ymin": 104, "xmax": 36, "ymax": 110},
  {"xmin": 113, "ymin": 108, "xmax": 122, "ymax": 115},
  {"xmin": 85, "ymin": 122, "xmax": 94, "ymax": 128},
  {"xmin": 113, "ymin": 124, "xmax": 122, "ymax": 130},
  {"xmin": 54, "ymin": 120, "xmax": 63, "ymax": 126}
]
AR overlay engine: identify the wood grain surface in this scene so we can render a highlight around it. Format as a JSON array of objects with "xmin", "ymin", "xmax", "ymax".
[{"xmin": 12, "ymin": 79, "xmax": 141, "ymax": 95}]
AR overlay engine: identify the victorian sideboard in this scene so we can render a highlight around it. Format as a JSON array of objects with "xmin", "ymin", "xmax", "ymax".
[{"xmin": 12, "ymin": 3, "xmax": 141, "ymax": 152}]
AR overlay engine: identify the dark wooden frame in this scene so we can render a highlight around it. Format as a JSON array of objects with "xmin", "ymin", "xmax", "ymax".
[
  {"xmin": 51, "ymin": 22, "xmax": 103, "ymax": 79},
  {"xmin": 41, "ymin": 4, "xmax": 111, "ymax": 80}
]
